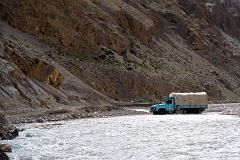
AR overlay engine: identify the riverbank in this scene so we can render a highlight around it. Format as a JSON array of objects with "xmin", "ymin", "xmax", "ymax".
[
  {"xmin": 4, "ymin": 103, "xmax": 240, "ymax": 125},
  {"xmin": 6, "ymin": 105, "xmax": 150, "ymax": 124}
]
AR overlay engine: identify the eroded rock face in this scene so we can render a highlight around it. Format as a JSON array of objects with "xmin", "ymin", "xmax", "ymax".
[
  {"xmin": 0, "ymin": 21, "xmax": 112, "ymax": 114},
  {"xmin": 0, "ymin": 40, "xmax": 64, "ymax": 111},
  {"xmin": 209, "ymin": 0, "xmax": 240, "ymax": 40},
  {"xmin": 4, "ymin": 45, "xmax": 64, "ymax": 89}
]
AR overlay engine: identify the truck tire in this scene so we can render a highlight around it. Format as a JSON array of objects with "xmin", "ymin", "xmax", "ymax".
[
  {"xmin": 188, "ymin": 109, "xmax": 203, "ymax": 114},
  {"xmin": 191, "ymin": 109, "xmax": 200, "ymax": 114},
  {"xmin": 158, "ymin": 109, "xmax": 167, "ymax": 115},
  {"xmin": 186, "ymin": 109, "xmax": 195, "ymax": 114},
  {"xmin": 177, "ymin": 109, "xmax": 187, "ymax": 114},
  {"xmin": 198, "ymin": 109, "xmax": 204, "ymax": 114},
  {"xmin": 183, "ymin": 109, "xmax": 187, "ymax": 114},
  {"xmin": 195, "ymin": 109, "xmax": 200, "ymax": 114}
]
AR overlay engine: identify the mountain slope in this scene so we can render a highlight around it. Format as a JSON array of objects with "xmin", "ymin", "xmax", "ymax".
[
  {"xmin": 0, "ymin": 0, "xmax": 240, "ymax": 110},
  {"xmin": 0, "ymin": 21, "xmax": 112, "ymax": 115}
]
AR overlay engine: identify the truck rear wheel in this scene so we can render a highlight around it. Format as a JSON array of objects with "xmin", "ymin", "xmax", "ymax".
[
  {"xmin": 176, "ymin": 109, "xmax": 187, "ymax": 114},
  {"xmin": 198, "ymin": 109, "xmax": 204, "ymax": 114},
  {"xmin": 191, "ymin": 109, "xmax": 200, "ymax": 114},
  {"xmin": 195, "ymin": 109, "xmax": 200, "ymax": 114},
  {"xmin": 187, "ymin": 109, "xmax": 202, "ymax": 114}
]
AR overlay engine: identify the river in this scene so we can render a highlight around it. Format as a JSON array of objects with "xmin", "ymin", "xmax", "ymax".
[{"xmin": 6, "ymin": 113, "xmax": 240, "ymax": 160}]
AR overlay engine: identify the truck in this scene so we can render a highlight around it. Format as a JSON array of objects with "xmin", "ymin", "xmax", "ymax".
[{"xmin": 150, "ymin": 92, "xmax": 208, "ymax": 114}]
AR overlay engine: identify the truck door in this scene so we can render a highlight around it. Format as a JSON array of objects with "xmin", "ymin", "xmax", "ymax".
[{"xmin": 166, "ymin": 99, "xmax": 175, "ymax": 112}]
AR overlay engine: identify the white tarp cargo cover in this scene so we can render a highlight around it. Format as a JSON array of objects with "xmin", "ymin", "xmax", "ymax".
[{"xmin": 169, "ymin": 92, "xmax": 208, "ymax": 106}]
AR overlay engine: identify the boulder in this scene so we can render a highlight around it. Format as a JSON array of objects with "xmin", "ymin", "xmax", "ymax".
[
  {"xmin": 0, "ymin": 151, "xmax": 9, "ymax": 160},
  {"xmin": 0, "ymin": 148, "xmax": 9, "ymax": 160},
  {"xmin": 0, "ymin": 112, "xmax": 18, "ymax": 140},
  {"xmin": 0, "ymin": 144, "xmax": 12, "ymax": 152}
]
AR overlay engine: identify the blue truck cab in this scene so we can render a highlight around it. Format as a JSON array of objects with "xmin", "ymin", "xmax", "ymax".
[{"xmin": 150, "ymin": 97, "xmax": 176, "ymax": 114}]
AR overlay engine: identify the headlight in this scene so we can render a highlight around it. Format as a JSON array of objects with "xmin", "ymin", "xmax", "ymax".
[{"xmin": 150, "ymin": 107, "xmax": 156, "ymax": 111}]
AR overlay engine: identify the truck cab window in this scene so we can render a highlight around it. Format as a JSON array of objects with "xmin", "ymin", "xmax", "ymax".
[{"xmin": 166, "ymin": 100, "xmax": 172, "ymax": 104}]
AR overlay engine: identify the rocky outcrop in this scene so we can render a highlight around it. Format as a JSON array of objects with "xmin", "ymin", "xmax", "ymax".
[
  {"xmin": 0, "ymin": 112, "xmax": 18, "ymax": 140},
  {"xmin": 4, "ymin": 44, "xmax": 64, "ymax": 89}
]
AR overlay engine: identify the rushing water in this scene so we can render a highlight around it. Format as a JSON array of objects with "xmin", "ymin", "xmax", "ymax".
[{"xmin": 6, "ymin": 113, "xmax": 240, "ymax": 160}]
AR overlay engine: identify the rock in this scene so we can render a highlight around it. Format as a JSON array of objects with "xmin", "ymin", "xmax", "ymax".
[
  {"xmin": 0, "ymin": 144, "xmax": 12, "ymax": 152},
  {"xmin": 9, "ymin": 128, "xmax": 19, "ymax": 139},
  {"xmin": 36, "ymin": 118, "xmax": 44, "ymax": 123},
  {"xmin": 25, "ymin": 133, "xmax": 32, "ymax": 137},
  {"xmin": 0, "ymin": 151, "xmax": 9, "ymax": 160},
  {"xmin": 0, "ymin": 112, "xmax": 18, "ymax": 140}
]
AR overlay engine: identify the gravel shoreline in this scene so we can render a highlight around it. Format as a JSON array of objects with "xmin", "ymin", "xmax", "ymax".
[{"xmin": 6, "ymin": 106, "xmax": 150, "ymax": 124}]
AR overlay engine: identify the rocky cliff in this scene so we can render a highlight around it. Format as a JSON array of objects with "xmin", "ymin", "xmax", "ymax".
[{"xmin": 0, "ymin": 0, "xmax": 240, "ymax": 115}]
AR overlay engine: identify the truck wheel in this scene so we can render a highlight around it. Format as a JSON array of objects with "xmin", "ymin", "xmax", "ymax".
[
  {"xmin": 158, "ymin": 109, "xmax": 167, "ymax": 115},
  {"xmin": 196, "ymin": 109, "xmax": 203, "ymax": 114},
  {"xmin": 198, "ymin": 109, "xmax": 204, "ymax": 114},
  {"xmin": 176, "ymin": 110, "xmax": 182, "ymax": 114}
]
